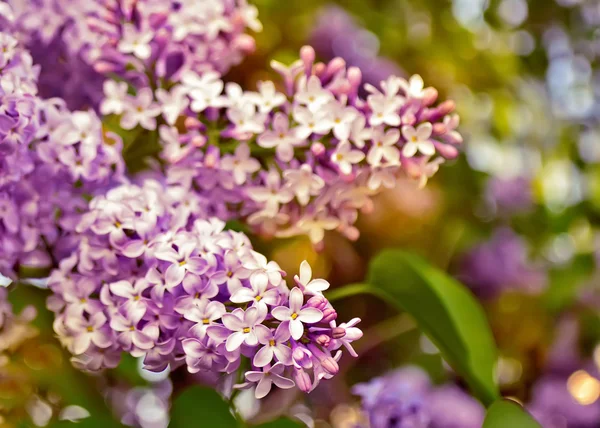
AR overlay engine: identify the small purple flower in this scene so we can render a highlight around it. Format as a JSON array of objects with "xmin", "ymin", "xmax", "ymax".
[
  {"xmin": 294, "ymin": 260, "xmax": 330, "ymax": 296},
  {"xmin": 253, "ymin": 323, "xmax": 292, "ymax": 367},
  {"xmin": 244, "ymin": 362, "xmax": 295, "ymax": 399},
  {"xmin": 65, "ymin": 312, "xmax": 112, "ymax": 355},
  {"xmin": 272, "ymin": 287, "xmax": 323, "ymax": 340},
  {"xmin": 154, "ymin": 239, "xmax": 208, "ymax": 287},
  {"xmin": 174, "ymin": 275, "xmax": 219, "ymax": 313},
  {"xmin": 220, "ymin": 307, "xmax": 265, "ymax": 352},
  {"xmin": 109, "ymin": 306, "xmax": 155, "ymax": 352},
  {"xmin": 230, "ymin": 273, "xmax": 279, "ymax": 315}
]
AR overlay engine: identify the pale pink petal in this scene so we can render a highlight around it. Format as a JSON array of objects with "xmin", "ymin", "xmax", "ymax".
[{"xmin": 253, "ymin": 345, "xmax": 274, "ymax": 367}]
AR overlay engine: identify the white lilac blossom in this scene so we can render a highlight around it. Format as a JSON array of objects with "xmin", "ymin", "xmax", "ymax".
[
  {"xmin": 48, "ymin": 181, "xmax": 362, "ymax": 399},
  {"xmin": 142, "ymin": 46, "xmax": 463, "ymax": 245}
]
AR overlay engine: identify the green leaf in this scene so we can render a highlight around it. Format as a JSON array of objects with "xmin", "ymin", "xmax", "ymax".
[
  {"xmin": 483, "ymin": 400, "xmax": 540, "ymax": 428},
  {"xmin": 169, "ymin": 386, "xmax": 236, "ymax": 428},
  {"xmin": 365, "ymin": 249, "xmax": 500, "ymax": 406},
  {"xmin": 256, "ymin": 417, "xmax": 302, "ymax": 427}
]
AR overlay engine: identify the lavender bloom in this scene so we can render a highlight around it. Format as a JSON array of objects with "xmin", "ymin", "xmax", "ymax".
[
  {"xmin": 138, "ymin": 45, "xmax": 463, "ymax": 245},
  {"xmin": 352, "ymin": 366, "xmax": 485, "ymax": 428},
  {"xmin": 0, "ymin": 29, "xmax": 124, "ymax": 278},
  {"xmin": 48, "ymin": 181, "xmax": 362, "ymax": 399},
  {"xmin": 458, "ymin": 228, "xmax": 547, "ymax": 299}
]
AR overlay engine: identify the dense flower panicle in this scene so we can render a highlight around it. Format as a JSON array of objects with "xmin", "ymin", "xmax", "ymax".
[
  {"xmin": 48, "ymin": 181, "xmax": 362, "ymax": 398},
  {"xmin": 81, "ymin": 0, "xmax": 260, "ymax": 84},
  {"xmin": 352, "ymin": 366, "xmax": 485, "ymax": 428},
  {"xmin": 0, "ymin": 30, "xmax": 125, "ymax": 277},
  {"xmin": 1, "ymin": 0, "xmax": 106, "ymax": 109},
  {"xmin": 116, "ymin": 46, "xmax": 462, "ymax": 245}
]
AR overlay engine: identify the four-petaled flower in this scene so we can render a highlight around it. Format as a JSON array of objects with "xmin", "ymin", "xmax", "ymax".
[
  {"xmin": 244, "ymin": 362, "xmax": 296, "ymax": 399},
  {"xmin": 220, "ymin": 307, "xmax": 266, "ymax": 351},
  {"xmin": 272, "ymin": 287, "xmax": 323, "ymax": 340},
  {"xmin": 294, "ymin": 260, "xmax": 330, "ymax": 296},
  {"xmin": 253, "ymin": 323, "xmax": 292, "ymax": 367},
  {"xmin": 401, "ymin": 123, "xmax": 435, "ymax": 158}
]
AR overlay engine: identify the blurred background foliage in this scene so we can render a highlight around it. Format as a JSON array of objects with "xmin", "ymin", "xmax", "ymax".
[{"xmin": 5, "ymin": 0, "xmax": 600, "ymax": 426}]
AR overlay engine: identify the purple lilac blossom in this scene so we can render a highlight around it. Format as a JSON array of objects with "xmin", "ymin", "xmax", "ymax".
[
  {"xmin": 0, "ymin": 29, "xmax": 125, "ymax": 277},
  {"xmin": 81, "ymin": 0, "xmax": 260, "ymax": 84},
  {"xmin": 48, "ymin": 180, "xmax": 363, "ymax": 399},
  {"xmin": 352, "ymin": 366, "xmax": 484, "ymax": 428},
  {"xmin": 129, "ymin": 46, "xmax": 463, "ymax": 246},
  {"xmin": 458, "ymin": 227, "xmax": 547, "ymax": 299},
  {"xmin": 485, "ymin": 176, "xmax": 534, "ymax": 216},
  {"xmin": 527, "ymin": 375, "xmax": 600, "ymax": 428}
]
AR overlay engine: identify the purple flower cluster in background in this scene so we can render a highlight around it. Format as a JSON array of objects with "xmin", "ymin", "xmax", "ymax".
[
  {"xmin": 0, "ymin": 30, "xmax": 124, "ymax": 277},
  {"xmin": 309, "ymin": 6, "xmax": 404, "ymax": 88},
  {"xmin": 458, "ymin": 227, "xmax": 547, "ymax": 299},
  {"xmin": 48, "ymin": 180, "xmax": 362, "ymax": 398},
  {"xmin": 352, "ymin": 366, "xmax": 485, "ymax": 428},
  {"xmin": 82, "ymin": 0, "xmax": 260, "ymax": 86}
]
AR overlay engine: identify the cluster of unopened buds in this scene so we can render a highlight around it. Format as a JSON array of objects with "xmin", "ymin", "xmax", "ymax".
[{"xmin": 0, "ymin": 0, "xmax": 461, "ymax": 401}]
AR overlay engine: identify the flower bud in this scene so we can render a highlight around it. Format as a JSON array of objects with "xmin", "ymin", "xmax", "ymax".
[
  {"xmin": 316, "ymin": 334, "xmax": 330, "ymax": 347},
  {"xmin": 331, "ymin": 327, "xmax": 346, "ymax": 339},
  {"xmin": 321, "ymin": 307, "xmax": 338, "ymax": 323},
  {"xmin": 311, "ymin": 142, "xmax": 326, "ymax": 157},
  {"xmin": 294, "ymin": 368, "xmax": 312, "ymax": 393},
  {"xmin": 306, "ymin": 295, "xmax": 328, "ymax": 311},
  {"xmin": 292, "ymin": 345, "xmax": 313, "ymax": 369},
  {"xmin": 422, "ymin": 87, "xmax": 439, "ymax": 106},
  {"xmin": 300, "ymin": 45, "xmax": 315, "ymax": 77}
]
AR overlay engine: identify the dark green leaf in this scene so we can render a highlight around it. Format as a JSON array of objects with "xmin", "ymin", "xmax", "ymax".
[
  {"xmin": 483, "ymin": 400, "xmax": 540, "ymax": 428},
  {"xmin": 169, "ymin": 386, "xmax": 236, "ymax": 428},
  {"xmin": 366, "ymin": 249, "xmax": 500, "ymax": 406}
]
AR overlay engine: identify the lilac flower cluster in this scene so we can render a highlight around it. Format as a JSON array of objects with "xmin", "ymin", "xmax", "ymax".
[
  {"xmin": 352, "ymin": 366, "xmax": 485, "ymax": 428},
  {"xmin": 458, "ymin": 227, "xmax": 548, "ymax": 300},
  {"xmin": 1, "ymin": 0, "xmax": 106, "ymax": 109},
  {"xmin": 0, "ymin": 29, "xmax": 125, "ymax": 277},
  {"xmin": 82, "ymin": 0, "xmax": 261, "ymax": 84},
  {"xmin": 48, "ymin": 181, "xmax": 362, "ymax": 398},
  {"xmin": 113, "ymin": 46, "xmax": 461, "ymax": 245}
]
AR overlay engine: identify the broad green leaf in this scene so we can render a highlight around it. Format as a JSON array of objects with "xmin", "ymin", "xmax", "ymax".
[
  {"xmin": 483, "ymin": 400, "xmax": 540, "ymax": 428},
  {"xmin": 169, "ymin": 386, "xmax": 236, "ymax": 428},
  {"xmin": 366, "ymin": 249, "xmax": 500, "ymax": 406}
]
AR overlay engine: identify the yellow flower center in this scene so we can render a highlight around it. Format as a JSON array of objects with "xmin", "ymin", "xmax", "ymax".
[
  {"xmin": 86, "ymin": 326, "xmax": 94, "ymax": 332},
  {"xmin": 255, "ymin": 295, "xmax": 263, "ymax": 302},
  {"xmin": 243, "ymin": 327, "xmax": 251, "ymax": 333},
  {"xmin": 291, "ymin": 313, "xmax": 299, "ymax": 320},
  {"xmin": 202, "ymin": 318, "xmax": 210, "ymax": 325},
  {"xmin": 179, "ymin": 260, "xmax": 187, "ymax": 266},
  {"xmin": 269, "ymin": 339, "xmax": 276, "ymax": 346}
]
